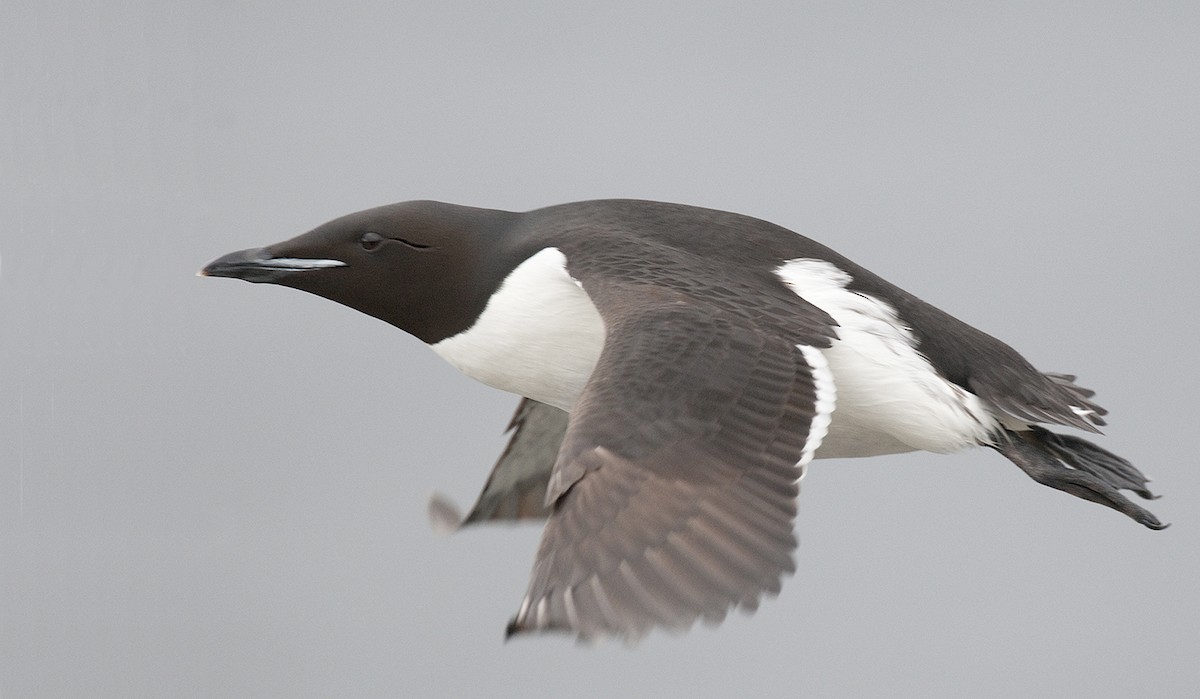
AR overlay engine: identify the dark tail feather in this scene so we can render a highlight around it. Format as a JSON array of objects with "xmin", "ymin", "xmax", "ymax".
[
  {"xmin": 992, "ymin": 426, "xmax": 1166, "ymax": 530},
  {"xmin": 1044, "ymin": 372, "xmax": 1108, "ymax": 427}
]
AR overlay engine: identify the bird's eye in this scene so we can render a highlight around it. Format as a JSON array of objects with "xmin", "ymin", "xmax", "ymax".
[{"xmin": 360, "ymin": 232, "xmax": 384, "ymax": 251}]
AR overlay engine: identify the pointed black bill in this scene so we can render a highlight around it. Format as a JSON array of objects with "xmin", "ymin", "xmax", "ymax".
[{"xmin": 199, "ymin": 247, "xmax": 346, "ymax": 283}]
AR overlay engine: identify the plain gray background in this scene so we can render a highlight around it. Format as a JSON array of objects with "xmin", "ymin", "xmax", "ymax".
[{"xmin": 3, "ymin": 1, "xmax": 1198, "ymax": 697}]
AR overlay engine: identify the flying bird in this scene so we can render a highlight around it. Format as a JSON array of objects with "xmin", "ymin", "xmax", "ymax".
[{"xmin": 201, "ymin": 199, "xmax": 1164, "ymax": 641}]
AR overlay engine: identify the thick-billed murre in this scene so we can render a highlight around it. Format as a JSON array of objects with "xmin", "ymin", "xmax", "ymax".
[{"xmin": 201, "ymin": 199, "xmax": 1165, "ymax": 641}]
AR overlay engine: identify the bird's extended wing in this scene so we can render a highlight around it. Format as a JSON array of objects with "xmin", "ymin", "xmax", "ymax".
[{"xmin": 507, "ymin": 283, "xmax": 836, "ymax": 640}]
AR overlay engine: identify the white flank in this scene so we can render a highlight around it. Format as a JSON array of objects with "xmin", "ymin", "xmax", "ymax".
[
  {"xmin": 776, "ymin": 258, "xmax": 996, "ymax": 457},
  {"xmin": 431, "ymin": 247, "xmax": 605, "ymax": 412}
]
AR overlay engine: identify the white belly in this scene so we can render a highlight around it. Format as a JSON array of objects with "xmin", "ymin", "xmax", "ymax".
[{"xmin": 431, "ymin": 247, "xmax": 604, "ymax": 412}]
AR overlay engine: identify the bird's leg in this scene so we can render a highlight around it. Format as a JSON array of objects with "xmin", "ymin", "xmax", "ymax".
[{"xmin": 991, "ymin": 428, "xmax": 1167, "ymax": 530}]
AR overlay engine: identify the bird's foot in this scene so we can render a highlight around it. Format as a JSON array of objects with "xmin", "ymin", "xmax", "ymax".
[{"xmin": 993, "ymin": 429, "xmax": 1168, "ymax": 530}]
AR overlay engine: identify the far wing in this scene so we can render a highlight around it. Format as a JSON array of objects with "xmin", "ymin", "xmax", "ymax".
[{"xmin": 428, "ymin": 398, "xmax": 567, "ymax": 532}]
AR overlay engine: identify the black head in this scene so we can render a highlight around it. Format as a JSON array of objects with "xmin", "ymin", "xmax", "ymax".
[{"xmin": 201, "ymin": 201, "xmax": 521, "ymax": 343}]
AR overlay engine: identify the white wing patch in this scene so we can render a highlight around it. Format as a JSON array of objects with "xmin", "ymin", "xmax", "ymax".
[
  {"xmin": 797, "ymin": 344, "xmax": 836, "ymax": 476},
  {"xmin": 776, "ymin": 258, "xmax": 996, "ymax": 457}
]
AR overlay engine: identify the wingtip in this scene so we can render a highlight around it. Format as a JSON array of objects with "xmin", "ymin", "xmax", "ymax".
[
  {"xmin": 503, "ymin": 616, "xmax": 563, "ymax": 642},
  {"xmin": 505, "ymin": 617, "xmax": 608, "ymax": 645},
  {"xmin": 503, "ymin": 617, "xmax": 523, "ymax": 641},
  {"xmin": 427, "ymin": 493, "xmax": 465, "ymax": 535}
]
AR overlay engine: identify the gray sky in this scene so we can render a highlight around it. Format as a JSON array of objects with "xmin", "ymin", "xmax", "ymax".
[{"xmin": 3, "ymin": 1, "xmax": 1198, "ymax": 696}]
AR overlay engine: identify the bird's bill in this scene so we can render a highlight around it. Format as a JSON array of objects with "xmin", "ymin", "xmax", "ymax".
[{"xmin": 199, "ymin": 247, "xmax": 346, "ymax": 283}]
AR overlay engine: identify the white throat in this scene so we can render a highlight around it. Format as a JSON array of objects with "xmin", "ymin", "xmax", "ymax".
[{"xmin": 431, "ymin": 247, "xmax": 605, "ymax": 411}]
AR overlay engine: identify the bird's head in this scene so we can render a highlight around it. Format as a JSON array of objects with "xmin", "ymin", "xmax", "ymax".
[{"xmin": 200, "ymin": 201, "xmax": 520, "ymax": 343}]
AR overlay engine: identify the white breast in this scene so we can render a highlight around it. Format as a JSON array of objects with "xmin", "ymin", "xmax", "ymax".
[
  {"xmin": 776, "ymin": 258, "xmax": 997, "ymax": 458},
  {"xmin": 431, "ymin": 247, "xmax": 605, "ymax": 412}
]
